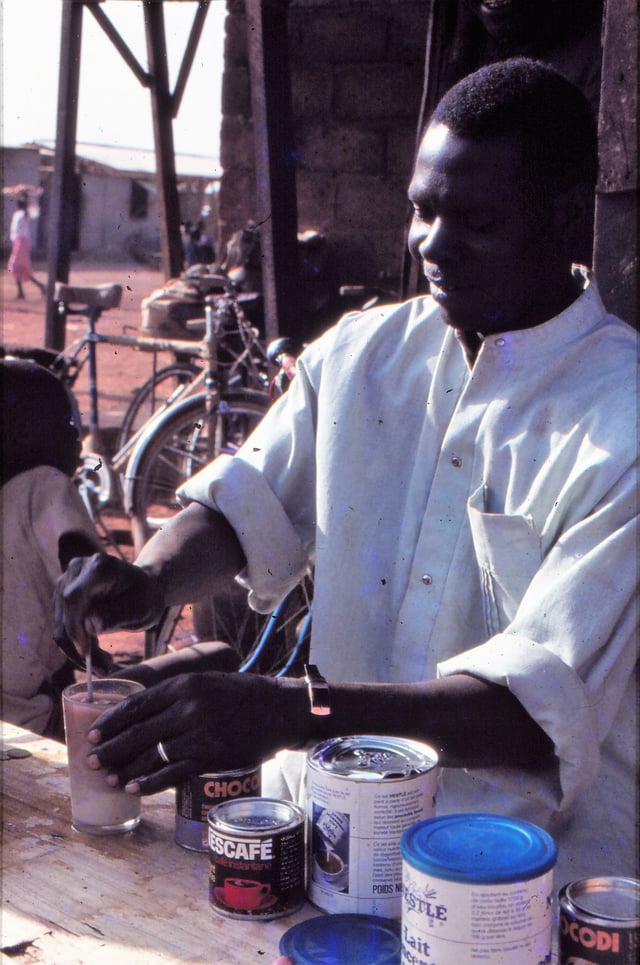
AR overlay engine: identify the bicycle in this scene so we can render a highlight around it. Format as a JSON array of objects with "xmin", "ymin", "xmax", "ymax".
[
  {"xmin": 42, "ymin": 282, "xmax": 267, "ymax": 548},
  {"xmin": 117, "ymin": 273, "xmax": 271, "ymax": 447}
]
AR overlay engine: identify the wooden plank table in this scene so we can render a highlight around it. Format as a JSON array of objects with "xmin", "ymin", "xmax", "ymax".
[{"xmin": 1, "ymin": 722, "xmax": 319, "ymax": 964}]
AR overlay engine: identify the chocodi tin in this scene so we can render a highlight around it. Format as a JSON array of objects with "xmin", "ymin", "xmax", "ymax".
[
  {"xmin": 306, "ymin": 735, "xmax": 439, "ymax": 918},
  {"xmin": 558, "ymin": 876, "xmax": 639, "ymax": 965},
  {"xmin": 207, "ymin": 797, "xmax": 305, "ymax": 920},
  {"xmin": 401, "ymin": 813, "xmax": 557, "ymax": 965},
  {"xmin": 175, "ymin": 766, "xmax": 261, "ymax": 852}
]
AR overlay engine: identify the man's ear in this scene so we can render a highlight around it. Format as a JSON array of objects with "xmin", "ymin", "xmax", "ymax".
[{"xmin": 554, "ymin": 183, "xmax": 595, "ymax": 267}]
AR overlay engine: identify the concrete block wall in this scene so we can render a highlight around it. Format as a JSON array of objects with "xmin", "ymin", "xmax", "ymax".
[{"xmin": 218, "ymin": 0, "xmax": 431, "ymax": 294}]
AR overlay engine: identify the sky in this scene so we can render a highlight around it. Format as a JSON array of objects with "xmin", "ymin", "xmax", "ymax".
[{"xmin": 0, "ymin": 0, "xmax": 226, "ymax": 167}]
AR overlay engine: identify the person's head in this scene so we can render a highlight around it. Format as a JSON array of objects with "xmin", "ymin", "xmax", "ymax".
[
  {"xmin": 16, "ymin": 198, "xmax": 28, "ymax": 212},
  {"xmin": 407, "ymin": 57, "xmax": 598, "ymax": 334},
  {"xmin": 464, "ymin": 0, "xmax": 602, "ymax": 46},
  {"xmin": 1, "ymin": 358, "xmax": 82, "ymax": 484}
]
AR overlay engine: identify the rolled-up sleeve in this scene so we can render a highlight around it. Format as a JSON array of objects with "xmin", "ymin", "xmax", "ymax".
[
  {"xmin": 438, "ymin": 463, "xmax": 639, "ymax": 811},
  {"xmin": 177, "ymin": 453, "xmax": 309, "ymax": 612},
  {"xmin": 177, "ymin": 337, "xmax": 327, "ymax": 612}
]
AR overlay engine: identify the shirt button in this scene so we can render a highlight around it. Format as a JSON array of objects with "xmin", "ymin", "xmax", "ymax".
[
  {"xmin": 421, "ymin": 574, "xmax": 433, "ymax": 586},
  {"xmin": 495, "ymin": 337, "xmax": 506, "ymax": 347},
  {"xmin": 451, "ymin": 455, "xmax": 462, "ymax": 468}
]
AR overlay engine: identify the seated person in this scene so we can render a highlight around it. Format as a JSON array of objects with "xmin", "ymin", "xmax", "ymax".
[
  {"xmin": 1, "ymin": 358, "xmax": 104, "ymax": 737},
  {"xmin": 1, "ymin": 359, "xmax": 238, "ymax": 739}
]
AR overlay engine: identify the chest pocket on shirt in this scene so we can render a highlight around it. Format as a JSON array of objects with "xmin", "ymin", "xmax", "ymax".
[{"xmin": 467, "ymin": 484, "xmax": 542, "ymax": 636}]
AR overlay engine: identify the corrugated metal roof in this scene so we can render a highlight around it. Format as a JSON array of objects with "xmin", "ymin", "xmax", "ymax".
[{"xmin": 33, "ymin": 140, "xmax": 222, "ymax": 179}]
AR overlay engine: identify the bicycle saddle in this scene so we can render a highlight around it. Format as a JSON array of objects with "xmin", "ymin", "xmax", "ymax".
[{"xmin": 54, "ymin": 283, "xmax": 123, "ymax": 311}]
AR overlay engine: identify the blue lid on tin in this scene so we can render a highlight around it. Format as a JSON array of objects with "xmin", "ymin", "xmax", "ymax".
[
  {"xmin": 279, "ymin": 914, "xmax": 401, "ymax": 964},
  {"xmin": 401, "ymin": 813, "xmax": 557, "ymax": 884}
]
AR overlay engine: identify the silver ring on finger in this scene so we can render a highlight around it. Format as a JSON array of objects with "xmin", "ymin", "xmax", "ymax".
[{"xmin": 156, "ymin": 740, "xmax": 171, "ymax": 765}]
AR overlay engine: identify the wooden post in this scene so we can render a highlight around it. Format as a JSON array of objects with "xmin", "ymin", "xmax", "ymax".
[
  {"xmin": 245, "ymin": 0, "xmax": 299, "ymax": 342},
  {"xmin": 44, "ymin": 0, "xmax": 84, "ymax": 349},
  {"xmin": 593, "ymin": 0, "xmax": 638, "ymax": 329},
  {"xmin": 144, "ymin": 2, "xmax": 185, "ymax": 279}
]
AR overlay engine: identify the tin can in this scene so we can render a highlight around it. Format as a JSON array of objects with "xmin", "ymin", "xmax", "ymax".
[
  {"xmin": 306, "ymin": 735, "xmax": 439, "ymax": 918},
  {"xmin": 402, "ymin": 813, "xmax": 557, "ymax": 964},
  {"xmin": 175, "ymin": 766, "xmax": 261, "ymax": 852},
  {"xmin": 207, "ymin": 797, "xmax": 305, "ymax": 920},
  {"xmin": 558, "ymin": 877, "xmax": 640, "ymax": 964}
]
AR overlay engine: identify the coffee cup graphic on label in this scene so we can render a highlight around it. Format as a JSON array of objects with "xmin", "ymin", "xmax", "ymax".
[
  {"xmin": 313, "ymin": 850, "xmax": 348, "ymax": 889},
  {"xmin": 223, "ymin": 878, "xmax": 271, "ymax": 910}
]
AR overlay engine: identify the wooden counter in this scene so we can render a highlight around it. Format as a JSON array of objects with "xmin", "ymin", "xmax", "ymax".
[{"xmin": 1, "ymin": 722, "xmax": 319, "ymax": 964}]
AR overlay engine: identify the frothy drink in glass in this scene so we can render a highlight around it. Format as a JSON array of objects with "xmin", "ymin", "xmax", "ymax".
[{"xmin": 63, "ymin": 679, "xmax": 144, "ymax": 835}]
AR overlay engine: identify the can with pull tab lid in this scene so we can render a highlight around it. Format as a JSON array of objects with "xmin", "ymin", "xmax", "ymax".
[
  {"xmin": 401, "ymin": 812, "xmax": 557, "ymax": 964},
  {"xmin": 558, "ymin": 876, "xmax": 639, "ymax": 964},
  {"xmin": 306, "ymin": 735, "xmax": 439, "ymax": 918}
]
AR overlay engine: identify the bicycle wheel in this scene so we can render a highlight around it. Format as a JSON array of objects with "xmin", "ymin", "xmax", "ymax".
[
  {"xmin": 124, "ymin": 389, "xmax": 269, "ymax": 539},
  {"xmin": 118, "ymin": 361, "xmax": 200, "ymax": 448}
]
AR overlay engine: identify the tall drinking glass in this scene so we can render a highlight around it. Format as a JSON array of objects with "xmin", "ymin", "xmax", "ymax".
[{"xmin": 63, "ymin": 678, "xmax": 144, "ymax": 835}]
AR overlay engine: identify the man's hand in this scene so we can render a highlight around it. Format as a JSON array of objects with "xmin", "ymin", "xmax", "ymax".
[
  {"xmin": 84, "ymin": 671, "xmax": 307, "ymax": 795},
  {"xmin": 53, "ymin": 553, "xmax": 165, "ymax": 656}
]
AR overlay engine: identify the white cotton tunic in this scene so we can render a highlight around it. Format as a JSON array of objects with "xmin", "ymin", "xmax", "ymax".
[{"xmin": 179, "ymin": 277, "xmax": 638, "ymax": 886}]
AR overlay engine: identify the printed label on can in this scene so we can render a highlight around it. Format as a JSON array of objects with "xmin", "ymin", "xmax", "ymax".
[
  {"xmin": 559, "ymin": 878, "xmax": 640, "ymax": 965},
  {"xmin": 175, "ymin": 766, "xmax": 261, "ymax": 852},
  {"xmin": 306, "ymin": 736, "xmax": 439, "ymax": 918},
  {"xmin": 208, "ymin": 798, "xmax": 305, "ymax": 920},
  {"xmin": 402, "ymin": 867, "xmax": 555, "ymax": 964},
  {"xmin": 401, "ymin": 814, "xmax": 557, "ymax": 965}
]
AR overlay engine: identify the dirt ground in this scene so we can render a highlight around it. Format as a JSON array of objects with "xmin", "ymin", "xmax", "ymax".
[{"xmin": 2, "ymin": 258, "xmax": 199, "ymax": 664}]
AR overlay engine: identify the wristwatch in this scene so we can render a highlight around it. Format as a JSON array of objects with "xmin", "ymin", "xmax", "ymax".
[{"xmin": 304, "ymin": 664, "xmax": 331, "ymax": 716}]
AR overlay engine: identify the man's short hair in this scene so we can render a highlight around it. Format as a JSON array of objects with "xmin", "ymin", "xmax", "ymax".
[{"xmin": 432, "ymin": 57, "xmax": 598, "ymax": 192}]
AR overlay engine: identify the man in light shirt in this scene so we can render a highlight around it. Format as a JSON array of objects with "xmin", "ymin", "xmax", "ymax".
[{"xmin": 55, "ymin": 58, "xmax": 637, "ymax": 886}]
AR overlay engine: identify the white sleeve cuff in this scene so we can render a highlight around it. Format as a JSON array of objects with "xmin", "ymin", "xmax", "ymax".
[
  {"xmin": 437, "ymin": 634, "xmax": 601, "ymax": 811},
  {"xmin": 178, "ymin": 455, "xmax": 309, "ymax": 613}
]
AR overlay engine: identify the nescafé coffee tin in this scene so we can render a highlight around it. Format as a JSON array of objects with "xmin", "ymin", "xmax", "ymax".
[
  {"xmin": 401, "ymin": 813, "xmax": 557, "ymax": 964},
  {"xmin": 306, "ymin": 735, "xmax": 439, "ymax": 918},
  {"xmin": 208, "ymin": 797, "xmax": 305, "ymax": 920},
  {"xmin": 175, "ymin": 766, "xmax": 261, "ymax": 852},
  {"xmin": 559, "ymin": 876, "xmax": 639, "ymax": 964}
]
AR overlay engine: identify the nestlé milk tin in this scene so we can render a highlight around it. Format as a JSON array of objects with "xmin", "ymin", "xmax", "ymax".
[
  {"xmin": 401, "ymin": 812, "xmax": 557, "ymax": 964},
  {"xmin": 306, "ymin": 735, "xmax": 439, "ymax": 918}
]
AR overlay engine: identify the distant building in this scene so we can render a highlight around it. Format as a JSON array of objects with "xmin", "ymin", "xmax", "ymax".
[{"xmin": 1, "ymin": 142, "xmax": 220, "ymax": 265}]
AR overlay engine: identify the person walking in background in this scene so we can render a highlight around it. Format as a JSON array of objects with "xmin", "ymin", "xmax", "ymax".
[{"xmin": 7, "ymin": 197, "xmax": 46, "ymax": 299}]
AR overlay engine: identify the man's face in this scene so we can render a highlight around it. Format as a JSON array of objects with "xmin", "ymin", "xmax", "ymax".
[{"xmin": 408, "ymin": 123, "xmax": 561, "ymax": 335}]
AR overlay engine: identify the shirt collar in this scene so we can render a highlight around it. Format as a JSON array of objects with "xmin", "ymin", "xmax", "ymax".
[{"xmin": 468, "ymin": 271, "xmax": 609, "ymax": 365}]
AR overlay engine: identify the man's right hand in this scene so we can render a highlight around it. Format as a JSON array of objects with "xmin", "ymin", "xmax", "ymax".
[{"xmin": 53, "ymin": 553, "xmax": 165, "ymax": 656}]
